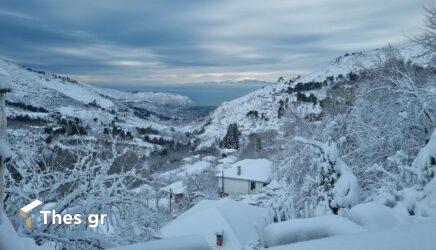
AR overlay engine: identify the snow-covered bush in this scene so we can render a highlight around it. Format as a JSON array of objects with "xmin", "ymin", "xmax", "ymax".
[
  {"xmin": 184, "ymin": 168, "xmax": 219, "ymax": 204},
  {"xmin": 242, "ymin": 181, "xmax": 297, "ymax": 222},
  {"xmin": 347, "ymin": 202, "xmax": 414, "ymax": 230},
  {"xmin": 293, "ymin": 137, "xmax": 360, "ymax": 215},
  {"xmin": 371, "ymin": 129, "xmax": 436, "ymax": 216}
]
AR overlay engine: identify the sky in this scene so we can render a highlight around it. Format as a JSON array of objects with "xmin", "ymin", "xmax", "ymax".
[{"xmin": 0, "ymin": 0, "xmax": 430, "ymax": 87}]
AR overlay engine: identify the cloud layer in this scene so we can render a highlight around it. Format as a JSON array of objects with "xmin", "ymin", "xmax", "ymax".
[{"xmin": 0, "ymin": 0, "xmax": 429, "ymax": 86}]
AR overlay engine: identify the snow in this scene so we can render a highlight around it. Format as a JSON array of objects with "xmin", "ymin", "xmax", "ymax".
[
  {"xmin": 268, "ymin": 219, "xmax": 436, "ymax": 250},
  {"xmin": 0, "ymin": 57, "xmax": 191, "ymax": 146},
  {"xmin": 196, "ymin": 43, "xmax": 431, "ymax": 150},
  {"xmin": 330, "ymin": 158, "xmax": 361, "ymax": 211},
  {"xmin": 161, "ymin": 180, "xmax": 186, "ymax": 195},
  {"xmin": 156, "ymin": 160, "xmax": 213, "ymax": 179},
  {"xmin": 413, "ymin": 129, "xmax": 436, "ymax": 185},
  {"xmin": 216, "ymin": 156, "xmax": 238, "ymax": 172},
  {"xmin": 0, "ymin": 212, "xmax": 52, "ymax": 250},
  {"xmin": 347, "ymin": 202, "xmax": 414, "ymax": 230},
  {"xmin": 218, "ymin": 156, "xmax": 237, "ymax": 165},
  {"xmin": 419, "ymin": 178, "xmax": 436, "ymax": 217},
  {"xmin": 0, "ymin": 137, "xmax": 12, "ymax": 162},
  {"xmin": 202, "ymin": 155, "xmax": 217, "ymax": 162},
  {"xmin": 220, "ymin": 148, "xmax": 237, "ymax": 154},
  {"xmin": 0, "ymin": 74, "xmax": 12, "ymax": 90},
  {"xmin": 262, "ymin": 215, "xmax": 365, "ymax": 248},
  {"xmin": 293, "ymin": 137, "xmax": 360, "ymax": 214},
  {"xmin": 161, "ymin": 198, "xmax": 270, "ymax": 249},
  {"xmin": 96, "ymin": 87, "xmax": 194, "ymax": 107},
  {"xmin": 215, "ymin": 159, "xmax": 272, "ymax": 183},
  {"xmin": 57, "ymin": 106, "xmax": 114, "ymax": 125},
  {"xmin": 37, "ymin": 78, "xmax": 114, "ymax": 109},
  {"xmin": 108, "ymin": 235, "xmax": 209, "ymax": 250},
  {"xmin": 0, "ymin": 212, "xmax": 24, "ymax": 250},
  {"xmin": 0, "ymin": 66, "xmax": 9, "ymax": 76}
]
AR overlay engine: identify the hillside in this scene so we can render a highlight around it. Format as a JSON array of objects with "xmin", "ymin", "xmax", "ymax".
[
  {"xmin": 0, "ymin": 58, "xmax": 197, "ymax": 165},
  {"xmin": 194, "ymin": 43, "xmax": 432, "ymax": 150}
]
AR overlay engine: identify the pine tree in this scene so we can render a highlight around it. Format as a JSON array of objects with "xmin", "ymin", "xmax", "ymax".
[{"xmin": 220, "ymin": 123, "xmax": 241, "ymax": 149}]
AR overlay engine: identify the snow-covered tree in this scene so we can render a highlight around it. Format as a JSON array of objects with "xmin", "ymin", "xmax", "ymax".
[
  {"xmin": 347, "ymin": 46, "xmax": 435, "ymax": 197},
  {"xmin": 413, "ymin": 129, "xmax": 436, "ymax": 186},
  {"xmin": 413, "ymin": 6, "xmax": 436, "ymax": 62},
  {"xmin": 220, "ymin": 123, "xmax": 241, "ymax": 149},
  {"xmin": 4, "ymin": 137, "xmax": 169, "ymax": 248},
  {"xmin": 293, "ymin": 137, "xmax": 360, "ymax": 215}
]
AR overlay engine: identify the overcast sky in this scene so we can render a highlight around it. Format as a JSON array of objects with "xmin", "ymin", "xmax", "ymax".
[{"xmin": 0, "ymin": 0, "xmax": 430, "ymax": 87}]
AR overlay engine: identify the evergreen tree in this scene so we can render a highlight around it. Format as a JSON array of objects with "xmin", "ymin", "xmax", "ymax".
[{"xmin": 220, "ymin": 123, "xmax": 241, "ymax": 149}]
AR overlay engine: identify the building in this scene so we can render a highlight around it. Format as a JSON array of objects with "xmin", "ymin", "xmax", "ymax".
[
  {"xmin": 216, "ymin": 159, "xmax": 272, "ymax": 195},
  {"xmin": 160, "ymin": 198, "xmax": 271, "ymax": 249},
  {"xmin": 161, "ymin": 180, "xmax": 186, "ymax": 203}
]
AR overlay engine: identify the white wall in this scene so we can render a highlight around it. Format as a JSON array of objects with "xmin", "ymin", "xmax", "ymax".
[{"xmin": 218, "ymin": 178, "xmax": 265, "ymax": 195}]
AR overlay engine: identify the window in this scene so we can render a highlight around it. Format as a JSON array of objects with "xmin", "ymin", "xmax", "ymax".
[{"xmin": 250, "ymin": 181, "xmax": 256, "ymax": 190}]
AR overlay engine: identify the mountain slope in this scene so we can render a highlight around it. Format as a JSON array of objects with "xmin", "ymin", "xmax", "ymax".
[
  {"xmin": 195, "ymin": 44, "xmax": 431, "ymax": 149},
  {"xmin": 0, "ymin": 58, "xmax": 196, "ymax": 162}
]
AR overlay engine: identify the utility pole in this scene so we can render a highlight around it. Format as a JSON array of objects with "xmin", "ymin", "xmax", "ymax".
[
  {"xmin": 0, "ymin": 75, "xmax": 11, "ymax": 225},
  {"xmin": 169, "ymin": 188, "xmax": 172, "ymax": 215},
  {"xmin": 221, "ymin": 170, "xmax": 224, "ymax": 194}
]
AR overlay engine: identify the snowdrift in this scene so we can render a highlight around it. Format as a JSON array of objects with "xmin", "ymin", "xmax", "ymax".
[
  {"xmin": 268, "ymin": 219, "xmax": 436, "ymax": 250},
  {"xmin": 262, "ymin": 215, "xmax": 365, "ymax": 248}
]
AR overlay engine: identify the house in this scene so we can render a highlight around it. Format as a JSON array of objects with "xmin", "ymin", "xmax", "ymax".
[
  {"xmin": 216, "ymin": 159, "xmax": 272, "ymax": 195},
  {"xmin": 160, "ymin": 198, "xmax": 271, "ymax": 249},
  {"xmin": 161, "ymin": 180, "xmax": 186, "ymax": 203}
]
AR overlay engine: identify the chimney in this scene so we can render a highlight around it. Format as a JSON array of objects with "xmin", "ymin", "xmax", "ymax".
[
  {"xmin": 216, "ymin": 230, "xmax": 224, "ymax": 246},
  {"xmin": 237, "ymin": 166, "xmax": 241, "ymax": 175}
]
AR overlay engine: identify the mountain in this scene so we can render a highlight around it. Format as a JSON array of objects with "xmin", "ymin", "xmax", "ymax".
[
  {"xmin": 194, "ymin": 44, "xmax": 432, "ymax": 150},
  {"xmin": 0, "ymin": 58, "xmax": 196, "ymax": 162},
  {"xmin": 191, "ymin": 79, "xmax": 272, "ymax": 86}
]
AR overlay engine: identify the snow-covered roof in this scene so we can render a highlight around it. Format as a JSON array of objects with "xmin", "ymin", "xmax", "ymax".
[
  {"xmin": 108, "ymin": 235, "xmax": 209, "ymax": 250},
  {"xmin": 161, "ymin": 198, "xmax": 270, "ymax": 249},
  {"xmin": 216, "ymin": 158, "xmax": 272, "ymax": 182},
  {"xmin": 268, "ymin": 219, "xmax": 436, "ymax": 250},
  {"xmin": 161, "ymin": 181, "xmax": 186, "ymax": 195}
]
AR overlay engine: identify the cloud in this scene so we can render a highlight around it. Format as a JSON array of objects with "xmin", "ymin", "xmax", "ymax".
[{"xmin": 0, "ymin": 0, "xmax": 430, "ymax": 85}]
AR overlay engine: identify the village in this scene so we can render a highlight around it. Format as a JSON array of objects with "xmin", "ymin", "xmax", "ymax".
[
  {"xmin": 1, "ymin": 2, "xmax": 436, "ymax": 249},
  {"xmin": 1, "ymin": 69, "xmax": 436, "ymax": 249}
]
